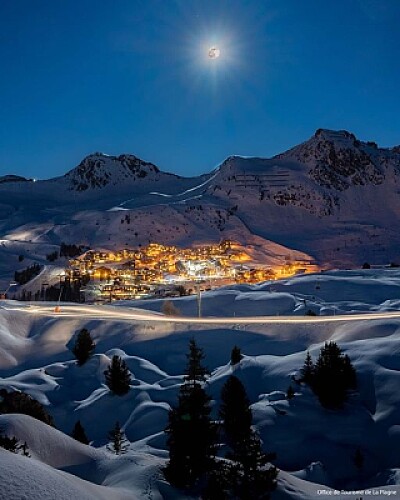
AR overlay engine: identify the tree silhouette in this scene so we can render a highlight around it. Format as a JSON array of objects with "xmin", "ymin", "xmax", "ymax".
[
  {"xmin": 220, "ymin": 375, "xmax": 252, "ymax": 450},
  {"xmin": 218, "ymin": 376, "xmax": 277, "ymax": 499},
  {"xmin": 164, "ymin": 339, "xmax": 216, "ymax": 489},
  {"xmin": 71, "ymin": 420, "xmax": 89, "ymax": 445},
  {"xmin": 104, "ymin": 355, "xmax": 131, "ymax": 395},
  {"xmin": 303, "ymin": 342, "xmax": 357, "ymax": 408},
  {"xmin": 229, "ymin": 432, "xmax": 278, "ymax": 500},
  {"xmin": 184, "ymin": 338, "xmax": 209, "ymax": 385},
  {"xmin": 286, "ymin": 385, "xmax": 295, "ymax": 400},
  {"xmin": 107, "ymin": 421, "xmax": 129, "ymax": 455},
  {"xmin": 230, "ymin": 345, "xmax": 243, "ymax": 365},
  {"xmin": 72, "ymin": 328, "xmax": 95, "ymax": 366},
  {"xmin": 0, "ymin": 389, "xmax": 54, "ymax": 426},
  {"xmin": 0, "ymin": 430, "xmax": 30, "ymax": 457},
  {"xmin": 300, "ymin": 351, "xmax": 314, "ymax": 384}
]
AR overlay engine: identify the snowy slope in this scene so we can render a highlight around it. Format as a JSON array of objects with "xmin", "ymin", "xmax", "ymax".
[
  {"xmin": 204, "ymin": 130, "xmax": 400, "ymax": 267},
  {"xmin": 0, "ymin": 449, "xmax": 131, "ymax": 500},
  {"xmin": 1, "ymin": 271, "xmax": 400, "ymax": 497}
]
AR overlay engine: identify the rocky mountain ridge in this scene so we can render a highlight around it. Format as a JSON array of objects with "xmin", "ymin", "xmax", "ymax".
[
  {"xmin": 1, "ymin": 128, "xmax": 400, "ymax": 282},
  {"xmin": 64, "ymin": 153, "xmax": 165, "ymax": 191},
  {"xmin": 275, "ymin": 128, "xmax": 400, "ymax": 190}
]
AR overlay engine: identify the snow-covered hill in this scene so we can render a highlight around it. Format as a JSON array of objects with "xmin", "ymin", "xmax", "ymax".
[
  {"xmin": 1, "ymin": 129, "xmax": 400, "ymax": 288},
  {"xmin": 1, "ymin": 270, "xmax": 400, "ymax": 498}
]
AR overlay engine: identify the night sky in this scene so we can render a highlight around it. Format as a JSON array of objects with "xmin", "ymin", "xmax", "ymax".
[{"xmin": 1, "ymin": 0, "xmax": 400, "ymax": 179}]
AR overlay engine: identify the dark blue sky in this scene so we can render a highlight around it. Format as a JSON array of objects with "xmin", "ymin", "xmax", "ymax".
[{"xmin": 1, "ymin": 0, "xmax": 400, "ymax": 179}]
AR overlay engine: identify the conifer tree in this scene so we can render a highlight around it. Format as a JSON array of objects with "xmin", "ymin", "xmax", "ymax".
[
  {"xmin": 218, "ymin": 376, "xmax": 277, "ymax": 499},
  {"xmin": 309, "ymin": 342, "xmax": 357, "ymax": 408},
  {"xmin": 0, "ymin": 432, "xmax": 19, "ymax": 453},
  {"xmin": 164, "ymin": 339, "xmax": 216, "ymax": 489},
  {"xmin": 107, "ymin": 421, "xmax": 129, "ymax": 455},
  {"xmin": 104, "ymin": 355, "xmax": 131, "ymax": 395},
  {"xmin": 184, "ymin": 338, "xmax": 209, "ymax": 385},
  {"xmin": 202, "ymin": 463, "xmax": 229, "ymax": 500},
  {"xmin": 229, "ymin": 432, "xmax": 278, "ymax": 500},
  {"xmin": 230, "ymin": 345, "xmax": 243, "ymax": 365},
  {"xmin": 72, "ymin": 328, "xmax": 95, "ymax": 366},
  {"xmin": 300, "ymin": 351, "xmax": 314, "ymax": 384},
  {"xmin": 0, "ymin": 431, "xmax": 30, "ymax": 457},
  {"xmin": 220, "ymin": 375, "xmax": 252, "ymax": 450},
  {"xmin": 0, "ymin": 389, "xmax": 54, "ymax": 426},
  {"xmin": 71, "ymin": 420, "xmax": 89, "ymax": 445},
  {"xmin": 286, "ymin": 385, "xmax": 295, "ymax": 400}
]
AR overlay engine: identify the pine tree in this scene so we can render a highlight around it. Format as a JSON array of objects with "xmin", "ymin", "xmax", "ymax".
[
  {"xmin": 184, "ymin": 338, "xmax": 209, "ymax": 385},
  {"xmin": 220, "ymin": 376, "xmax": 252, "ymax": 450},
  {"xmin": 0, "ymin": 432, "xmax": 19, "ymax": 453},
  {"xmin": 72, "ymin": 328, "xmax": 95, "ymax": 366},
  {"xmin": 164, "ymin": 339, "xmax": 216, "ymax": 489},
  {"xmin": 0, "ymin": 431, "xmax": 30, "ymax": 457},
  {"xmin": 107, "ymin": 421, "xmax": 129, "ymax": 455},
  {"xmin": 0, "ymin": 389, "xmax": 54, "ymax": 426},
  {"xmin": 230, "ymin": 433, "xmax": 278, "ymax": 500},
  {"xmin": 312, "ymin": 342, "xmax": 357, "ymax": 408},
  {"xmin": 300, "ymin": 351, "xmax": 314, "ymax": 384},
  {"xmin": 202, "ymin": 463, "xmax": 229, "ymax": 500},
  {"xmin": 71, "ymin": 420, "xmax": 89, "ymax": 445},
  {"xmin": 286, "ymin": 385, "xmax": 295, "ymax": 400},
  {"xmin": 219, "ymin": 376, "xmax": 277, "ymax": 499},
  {"xmin": 104, "ymin": 355, "xmax": 131, "ymax": 395},
  {"xmin": 230, "ymin": 345, "xmax": 243, "ymax": 365}
]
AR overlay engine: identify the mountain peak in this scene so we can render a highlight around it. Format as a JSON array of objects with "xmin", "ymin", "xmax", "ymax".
[
  {"xmin": 314, "ymin": 128, "xmax": 357, "ymax": 141},
  {"xmin": 312, "ymin": 129, "xmax": 365, "ymax": 150},
  {"xmin": 0, "ymin": 174, "xmax": 30, "ymax": 184},
  {"xmin": 275, "ymin": 129, "xmax": 396, "ymax": 190},
  {"xmin": 64, "ymin": 152, "xmax": 161, "ymax": 191}
]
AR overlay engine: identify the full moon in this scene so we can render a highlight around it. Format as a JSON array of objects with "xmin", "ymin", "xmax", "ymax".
[{"xmin": 208, "ymin": 46, "xmax": 220, "ymax": 59}]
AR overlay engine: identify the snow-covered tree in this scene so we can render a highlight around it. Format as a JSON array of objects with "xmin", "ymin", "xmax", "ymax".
[{"xmin": 107, "ymin": 421, "xmax": 129, "ymax": 455}]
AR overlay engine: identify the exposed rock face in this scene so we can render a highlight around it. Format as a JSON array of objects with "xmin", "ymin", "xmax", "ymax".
[
  {"xmin": 275, "ymin": 129, "xmax": 400, "ymax": 191},
  {"xmin": 64, "ymin": 153, "xmax": 161, "ymax": 191}
]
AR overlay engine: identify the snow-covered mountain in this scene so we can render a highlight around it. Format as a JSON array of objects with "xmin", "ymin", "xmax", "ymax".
[
  {"xmin": 0, "ymin": 175, "xmax": 30, "ymax": 184},
  {"xmin": 1, "ymin": 129, "xmax": 400, "ymax": 286},
  {"xmin": 64, "ymin": 152, "xmax": 181, "ymax": 192}
]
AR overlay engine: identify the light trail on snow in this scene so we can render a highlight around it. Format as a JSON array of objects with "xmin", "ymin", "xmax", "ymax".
[{"xmin": 2, "ymin": 302, "xmax": 400, "ymax": 325}]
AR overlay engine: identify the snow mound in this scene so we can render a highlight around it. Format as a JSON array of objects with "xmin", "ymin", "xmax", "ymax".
[{"xmin": 0, "ymin": 448, "xmax": 131, "ymax": 500}]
